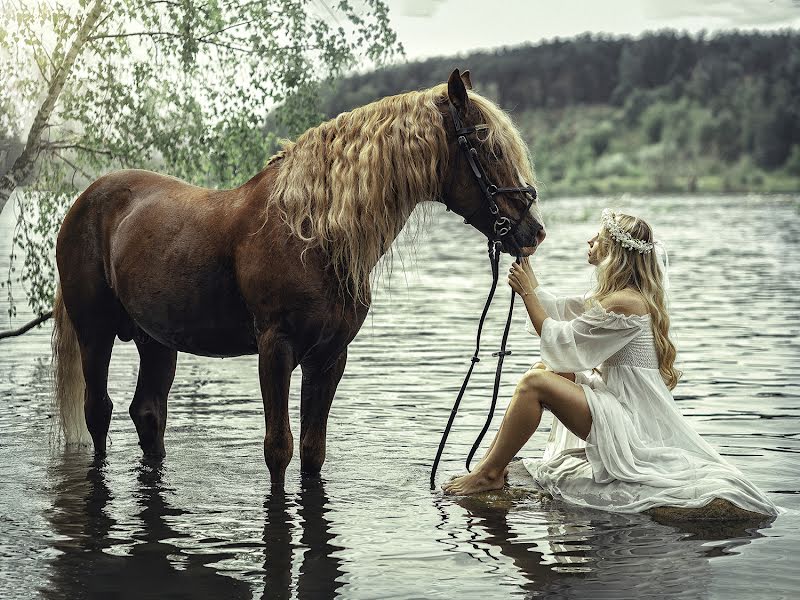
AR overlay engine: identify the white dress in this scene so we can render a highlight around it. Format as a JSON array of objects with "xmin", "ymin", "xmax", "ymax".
[{"xmin": 521, "ymin": 286, "xmax": 779, "ymax": 516}]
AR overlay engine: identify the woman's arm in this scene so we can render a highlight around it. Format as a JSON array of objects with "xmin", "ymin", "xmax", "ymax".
[
  {"xmin": 508, "ymin": 261, "xmax": 548, "ymax": 335},
  {"xmin": 519, "ymin": 257, "xmax": 588, "ymax": 322},
  {"xmin": 539, "ymin": 303, "xmax": 645, "ymax": 373},
  {"xmin": 522, "ymin": 288, "xmax": 549, "ymax": 336}
]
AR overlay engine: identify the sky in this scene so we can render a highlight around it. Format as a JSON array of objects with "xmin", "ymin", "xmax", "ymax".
[{"xmin": 384, "ymin": 0, "xmax": 800, "ymax": 60}]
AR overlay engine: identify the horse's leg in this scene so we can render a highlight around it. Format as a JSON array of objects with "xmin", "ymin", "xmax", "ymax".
[
  {"xmin": 74, "ymin": 318, "xmax": 116, "ymax": 455},
  {"xmin": 299, "ymin": 350, "xmax": 347, "ymax": 475},
  {"xmin": 129, "ymin": 336, "xmax": 177, "ymax": 458},
  {"xmin": 258, "ymin": 331, "xmax": 298, "ymax": 484}
]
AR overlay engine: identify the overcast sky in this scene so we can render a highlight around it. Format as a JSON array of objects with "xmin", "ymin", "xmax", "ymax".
[{"xmin": 384, "ymin": 0, "xmax": 800, "ymax": 60}]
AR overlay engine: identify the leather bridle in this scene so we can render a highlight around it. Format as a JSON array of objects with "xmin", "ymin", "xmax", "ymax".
[{"xmin": 444, "ymin": 100, "xmax": 538, "ymax": 241}]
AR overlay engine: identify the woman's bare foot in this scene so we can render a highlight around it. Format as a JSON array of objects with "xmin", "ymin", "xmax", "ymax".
[{"xmin": 441, "ymin": 467, "xmax": 508, "ymax": 495}]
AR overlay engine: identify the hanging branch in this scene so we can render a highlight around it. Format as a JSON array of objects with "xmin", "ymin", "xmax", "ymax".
[{"xmin": 0, "ymin": 311, "xmax": 52, "ymax": 340}]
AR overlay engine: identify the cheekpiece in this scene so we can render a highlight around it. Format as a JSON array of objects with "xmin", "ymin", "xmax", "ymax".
[{"xmin": 601, "ymin": 208, "xmax": 654, "ymax": 254}]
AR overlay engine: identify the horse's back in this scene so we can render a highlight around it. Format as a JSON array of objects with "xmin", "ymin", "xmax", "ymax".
[
  {"xmin": 60, "ymin": 169, "xmax": 208, "ymax": 242},
  {"xmin": 58, "ymin": 169, "xmax": 262, "ymax": 356},
  {"xmin": 59, "ymin": 169, "xmax": 227, "ymax": 275}
]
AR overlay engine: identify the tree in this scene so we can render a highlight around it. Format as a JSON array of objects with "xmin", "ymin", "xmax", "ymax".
[{"xmin": 0, "ymin": 0, "xmax": 401, "ymax": 317}]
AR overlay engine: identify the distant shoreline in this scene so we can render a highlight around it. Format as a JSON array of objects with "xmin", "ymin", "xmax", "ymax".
[{"xmin": 540, "ymin": 173, "xmax": 800, "ymax": 198}]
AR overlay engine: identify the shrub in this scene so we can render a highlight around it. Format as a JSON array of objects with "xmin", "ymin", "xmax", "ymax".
[
  {"xmin": 592, "ymin": 152, "xmax": 636, "ymax": 178},
  {"xmin": 585, "ymin": 120, "xmax": 615, "ymax": 156}
]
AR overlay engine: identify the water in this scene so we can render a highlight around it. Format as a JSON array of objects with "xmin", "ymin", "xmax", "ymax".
[{"xmin": 1, "ymin": 194, "xmax": 798, "ymax": 599}]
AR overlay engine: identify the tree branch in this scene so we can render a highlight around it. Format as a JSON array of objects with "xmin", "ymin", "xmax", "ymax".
[
  {"xmin": 52, "ymin": 151, "xmax": 93, "ymax": 180},
  {"xmin": 42, "ymin": 142, "xmax": 114, "ymax": 156},
  {"xmin": 88, "ymin": 30, "xmax": 252, "ymax": 53},
  {"xmin": 197, "ymin": 20, "xmax": 257, "ymax": 41},
  {"xmin": 87, "ymin": 30, "xmax": 179, "ymax": 41},
  {"xmin": 0, "ymin": 311, "xmax": 52, "ymax": 340}
]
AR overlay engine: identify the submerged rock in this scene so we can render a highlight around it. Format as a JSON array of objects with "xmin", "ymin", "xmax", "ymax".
[{"xmin": 646, "ymin": 498, "xmax": 764, "ymax": 522}]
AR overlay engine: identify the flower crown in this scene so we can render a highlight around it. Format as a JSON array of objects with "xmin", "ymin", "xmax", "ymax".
[{"xmin": 601, "ymin": 209, "xmax": 654, "ymax": 254}]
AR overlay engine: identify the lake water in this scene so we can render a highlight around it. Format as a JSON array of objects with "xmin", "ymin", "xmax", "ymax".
[{"xmin": 1, "ymin": 194, "xmax": 798, "ymax": 599}]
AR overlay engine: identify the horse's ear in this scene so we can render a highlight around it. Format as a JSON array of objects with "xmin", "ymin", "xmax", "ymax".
[
  {"xmin": 460, "ymin": 69, "xmax": 473, "ymax": 90},
  {"xmin": 447, "ymin": 68, "xmax": 469, "ymax": 115}
]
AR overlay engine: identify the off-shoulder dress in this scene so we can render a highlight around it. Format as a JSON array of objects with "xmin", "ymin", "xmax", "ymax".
[{"xmin": 522, "ymin": 286, "xmax": 779, "ymax": 516}]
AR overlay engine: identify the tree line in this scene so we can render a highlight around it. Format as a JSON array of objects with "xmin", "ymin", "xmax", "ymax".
[{"xmin": 322, "ymin": 31, "xmax": 800, "ymax": 176}]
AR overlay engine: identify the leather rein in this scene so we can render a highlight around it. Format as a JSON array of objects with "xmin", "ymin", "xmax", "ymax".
[{"xmin": 429, "ymin": 101, "xmax": 537, "ymax": 490}]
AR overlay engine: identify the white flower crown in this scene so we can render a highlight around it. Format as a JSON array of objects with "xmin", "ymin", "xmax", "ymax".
[{"xmin": 600, "ymin": 208, "xmax": 654, "ymax": 254}]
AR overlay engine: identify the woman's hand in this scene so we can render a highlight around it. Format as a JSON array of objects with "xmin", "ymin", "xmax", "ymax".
[
  {"xmin": 508, "ymin": 262, "xmax": 535, "ymax": 297},
  {"xmin": 517, "ymin": 257, "xmax": 539, "ymax": 291},
  {"xmin": 530, "ymin": 361, "xmax": 552, "ymax": 371},
  {"xmin": 520, "ymin": 256, "xmax": 535, "ymax": 280},
  {"xmin": 530, "ymin": 361, "xmax": 576, "ymax": 382}
]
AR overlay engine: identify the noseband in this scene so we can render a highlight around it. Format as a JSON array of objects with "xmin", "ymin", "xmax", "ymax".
[{"xmin": 445, "ymin": 101, "xmax": 537, "ymax": 240}]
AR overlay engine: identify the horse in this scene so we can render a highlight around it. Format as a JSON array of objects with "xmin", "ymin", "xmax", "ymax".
[{"xmin": 51, "ymin": 69, "xmax": 546, "ymax": 484}]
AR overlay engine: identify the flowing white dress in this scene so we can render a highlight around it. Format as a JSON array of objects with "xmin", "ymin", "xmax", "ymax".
[{"xmin": 521, "ymin": 286, "xmax": 779, "ymax": 516}]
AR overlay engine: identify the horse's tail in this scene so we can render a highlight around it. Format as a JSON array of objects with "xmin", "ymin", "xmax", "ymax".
[{"xmin": 51, "ymin": 284, "xmax": 90, "ymax": 444}]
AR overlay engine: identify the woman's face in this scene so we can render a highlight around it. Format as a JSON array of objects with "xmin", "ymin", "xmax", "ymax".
[{"xmin": 587, "ymin": 231, "xmax": 604, "ymax": 266}]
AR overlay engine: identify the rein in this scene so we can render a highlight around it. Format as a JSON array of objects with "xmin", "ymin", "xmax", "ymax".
[
  {"xmin": 430, "ymin": 99, "xmax": 532, "ymax": 490},
  {"xmin": 429, "ymin": 240, "xmax": 520, "ymax": 490}
]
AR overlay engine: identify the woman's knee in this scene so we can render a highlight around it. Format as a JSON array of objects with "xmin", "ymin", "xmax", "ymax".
[{"xmin": 517, "ymin": 369, "xmax": 549, "ymax": 397}]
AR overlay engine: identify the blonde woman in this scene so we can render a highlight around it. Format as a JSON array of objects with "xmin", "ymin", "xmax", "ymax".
[{"xmin": 443, "ymin": 209, "xmax": 778, "ymax": 516}]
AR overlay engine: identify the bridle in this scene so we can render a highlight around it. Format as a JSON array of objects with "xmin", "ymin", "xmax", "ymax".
[
  {"xmin": 429, "ymin": 101, "xmax": 541, "ymax": 491},
  {"xmin": 443, "ymin": 100, "xmax": 538, "ymax": 241}
]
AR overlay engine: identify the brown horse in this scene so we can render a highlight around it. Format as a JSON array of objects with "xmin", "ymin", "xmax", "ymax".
[{"xmin": 51, "ymin": 69, "xmax": 546, "ymax": 484}]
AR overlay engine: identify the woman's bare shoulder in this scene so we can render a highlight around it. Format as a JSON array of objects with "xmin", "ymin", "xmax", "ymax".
[{"xmin": 599, "ymin": 289, "xmax": 650, "ymax": 316}]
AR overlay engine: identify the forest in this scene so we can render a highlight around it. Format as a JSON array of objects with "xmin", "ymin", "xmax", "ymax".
[{"xmin": 321, "ymin": 31, "xmax": 800, "ymax": 195}]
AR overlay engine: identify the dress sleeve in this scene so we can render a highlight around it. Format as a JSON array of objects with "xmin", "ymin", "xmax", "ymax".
[
  {"xmin": 539, "ymin": 304, "xmax": 646, "ymax": 372},
  {"xmin": 524, "ymin": 287, "xmax": 588, "ymax": 335}
]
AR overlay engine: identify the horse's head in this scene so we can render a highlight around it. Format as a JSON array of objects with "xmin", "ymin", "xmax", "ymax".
[{"xmin": 440, "ymin": 69, "xmax": 546, "ymax": 256}]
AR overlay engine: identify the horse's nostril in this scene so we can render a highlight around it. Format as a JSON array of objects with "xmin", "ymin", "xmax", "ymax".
[{"xmin": 535, "ymin": 228, "xmax": 547, "ymax": 246}]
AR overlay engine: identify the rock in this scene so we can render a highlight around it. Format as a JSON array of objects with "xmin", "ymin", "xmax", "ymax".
[{"xmin": 646, "ymin": 498, "xmax": 764, "ymax": 522}]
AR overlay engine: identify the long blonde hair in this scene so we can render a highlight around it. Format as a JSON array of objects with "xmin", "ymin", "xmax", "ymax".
[
  {"xmin": 266, "ymin": 84, "xmax": 535, "ymax": 305},
  {"xmin": 591, "ymin": 213, "xmax": 681, "ymax": 389}
]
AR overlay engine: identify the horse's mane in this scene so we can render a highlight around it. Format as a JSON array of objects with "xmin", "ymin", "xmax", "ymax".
[{"xmin": 266, "ymin": 84, "xmax": 535, "ymax": 305}]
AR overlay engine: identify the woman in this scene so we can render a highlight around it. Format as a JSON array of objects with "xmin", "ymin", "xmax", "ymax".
[{"xmin": 443, "ymin": 209, "xmax": 778, "ymax": 516}]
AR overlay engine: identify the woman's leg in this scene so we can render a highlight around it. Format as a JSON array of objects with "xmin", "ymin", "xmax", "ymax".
[
  {"xmin": 442, "ymin": 369, "xmax": 592, "ymax": 495},
  {"xmin": 474, "ymin": 363, "xmax": 549, "ymax": 469}
]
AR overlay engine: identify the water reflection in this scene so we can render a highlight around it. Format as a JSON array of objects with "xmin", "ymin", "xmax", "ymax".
[
  {"xmin": 42, "ymin": 453, "xmax": 347, "ymax": 599},
  {"xmin": 444, "ymin": 493, "xmax": 772, "ymax": 599},
  {"xmin": 262, "ymin": 477, "xmax": 344, "ymax": 599},
  {"xmin": 45, "ymin": 454, "xmax": 252, "ymax": 600},
  {"xmin": 262, "ymin": 489, "xmax": 295, "ymax": 600},
  {"xmin": 296, "ymin": 478, "xmax": 345, "ymax": 598}
]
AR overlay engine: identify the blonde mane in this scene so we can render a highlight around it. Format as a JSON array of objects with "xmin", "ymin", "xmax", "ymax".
[{"xmin": 266, "ymin": 84, "xmax": 535, "ymax": 305}]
